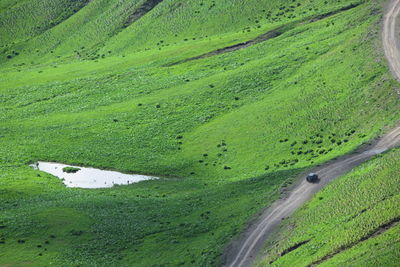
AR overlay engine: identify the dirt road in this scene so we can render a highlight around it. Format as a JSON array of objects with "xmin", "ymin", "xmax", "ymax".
[
  {"xmin": 383, "ymin": 0, "xmax": 400, "ymax": 80},
  {"xmin": 223, "ymin": 1, "xmax": 400, "ymax": 266}
]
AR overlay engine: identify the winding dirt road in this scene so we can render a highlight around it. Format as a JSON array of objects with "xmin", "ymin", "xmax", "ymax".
[
  {"xmin": 384, "ymin": 0, "xmax": 400, "ymax": 81},
  {"xmin": 223, "ymin": 1, "xmax": 400, "ymax": 266}
]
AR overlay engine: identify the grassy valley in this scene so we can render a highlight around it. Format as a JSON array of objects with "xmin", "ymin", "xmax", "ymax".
[{"xmin": 0, "ymin": 0, "xmax": 399, "ymax": 266}]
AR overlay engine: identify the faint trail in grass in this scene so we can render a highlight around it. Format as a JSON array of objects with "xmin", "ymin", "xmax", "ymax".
[
  {"xmin": 267, "ymin": 239, "xmax": 311, "ymax": 265},
  {"xmin": 167, "ymin": 3, "xmax": 362, "ymax": 67},
  {"xmin": 307, "ymin": 218, "xmax": 400, "ymax": 267},
  {"xmin": 280, "ymin": 239, "xmax": 311, "ymax": 257},
  {"xmin": 123, "ymin": 0, "xmax": 164, "ymax": 28}
]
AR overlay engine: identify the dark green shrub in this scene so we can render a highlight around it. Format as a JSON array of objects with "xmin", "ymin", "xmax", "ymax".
[
  {"xmin": 62, "ymin": 167, "xmax": 81, "ymax": 173},
  {"xmin": 70, "ymin": 230, "xmax": 84, "ymax": 236}
]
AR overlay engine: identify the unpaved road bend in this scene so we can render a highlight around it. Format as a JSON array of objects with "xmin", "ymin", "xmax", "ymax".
[
  {"xmin": 223, "ymin": 1, "xmax": 400, "ymax": 266},
  {"xmin": 383, "ymin": 0, "xmax": 400, "ymax": 81}
]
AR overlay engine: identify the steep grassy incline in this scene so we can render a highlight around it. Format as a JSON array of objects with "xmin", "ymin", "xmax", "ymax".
[
  {"xmin": 257, "ymin": 149, "xmax": 400, "ymax": 267},
  {"xmin": 1, "ymin": 0, "xmax": 364, "ymax": 66},
  {"xmin": 0, "ymin": 0, "xmax": 146, "ymax": 65},
  {"xmin": 0, "ymin": 0, "xmax": 90, "ymax": 46},
  {"xmin": 0, "ymin": 0, "xmax": 399, "ymax": 266},
  {"xmin": 101, "ymin": 0, "xmax": 365, "ymax": 54},
  {"xmin": 1, "ymin": 1, "xmax": 397, "ymax": 180}
]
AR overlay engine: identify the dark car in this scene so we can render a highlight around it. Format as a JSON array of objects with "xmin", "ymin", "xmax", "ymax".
[{"xmin": 306, "ymin": 173, "xmax": 319, "ymax": 183}]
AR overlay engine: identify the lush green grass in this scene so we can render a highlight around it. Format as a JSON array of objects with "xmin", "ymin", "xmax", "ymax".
[
  {"xmin": 0, "ymin": 0, "xmax": 90, "ymax": 46},
  {"xmin": 1, "ymin": 162, "xmax": 298, "ymax": 266},
  {"xmin": 257, "ymin": 149, "xmax": 400, "ymax": 267},
  {"xmin": 1, "ymin": 0, "xmax": 365, "ymax": 67},
  {"xmin": 1, "ymin": 0, "xmax": 399, "ymax": 266}
]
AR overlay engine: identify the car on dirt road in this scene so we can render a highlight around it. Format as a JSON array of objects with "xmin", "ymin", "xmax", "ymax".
[{"xmin": 306, "ymin": 173, "xmax": 319, "ymax": 183}]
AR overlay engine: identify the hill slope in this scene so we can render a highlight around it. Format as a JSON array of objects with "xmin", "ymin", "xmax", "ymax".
[
  {"xmin": 258, "ymin": 148, "xmax": 400, "ymax": 267},
  {"xmin": 0, "ymin": 0, "xmax": 399, "ymax": 266}
]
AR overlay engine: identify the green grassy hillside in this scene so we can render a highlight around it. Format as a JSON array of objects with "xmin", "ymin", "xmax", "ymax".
[
  {"xmin": 258, "ymin": 149, "xmax": 400, "ymax": 267},
  {"xmin": 0, "ymin": 0, "xmax": 90, "ymax": 46},
  {"xmin": 0, "ymin": 0, "xmax": 399, "ymax": 266},
  {"xmin": 1, "ymin": 0, "xmax": 367, "ymax": 66}
]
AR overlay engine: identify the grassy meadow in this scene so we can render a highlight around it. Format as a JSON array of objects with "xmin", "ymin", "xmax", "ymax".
[{"xmin": 1, "ymin": 0, "xmax": 400, "ymax": 266}]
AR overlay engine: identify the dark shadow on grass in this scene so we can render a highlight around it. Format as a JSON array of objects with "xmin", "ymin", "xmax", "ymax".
[{"xmin": 122, "ymin": 0, "xmax": 164, "ymax": 28}]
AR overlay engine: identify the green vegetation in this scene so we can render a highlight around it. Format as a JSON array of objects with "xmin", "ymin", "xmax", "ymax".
[
  {"xmin": 62, "ymin": 167, "xmax": 81, "ymax": 173},
  {"xmin": 258, "ymin": 149, "xmax": 400, "ymax": 267},
  {"xmin": 0, "ymin": 0, "xmax": 399, "ymax": 266}
]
